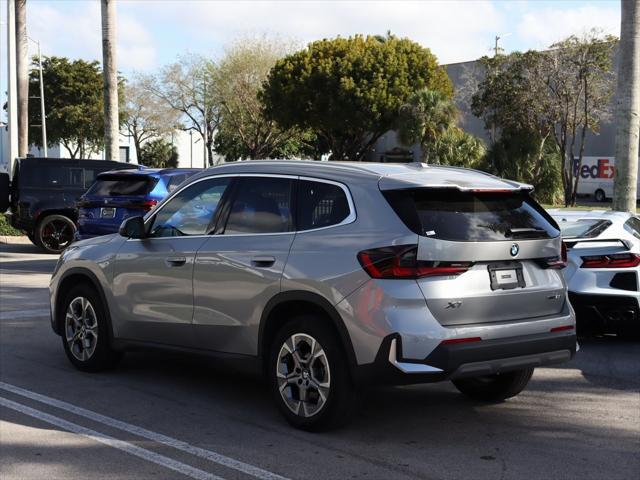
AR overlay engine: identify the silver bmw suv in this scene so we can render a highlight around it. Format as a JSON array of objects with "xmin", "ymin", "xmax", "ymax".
[{"xmin": 50, "ymin": 161, "xmax": 576, "ymax": 430}]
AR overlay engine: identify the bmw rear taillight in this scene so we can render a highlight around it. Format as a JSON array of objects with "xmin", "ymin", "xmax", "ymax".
[
  {"xmin": 580, "ymin": 253, "xmax": 640, "ymax": 269},
  {"xmin": 537, "ymin": 242, "xmax": 567, "ymax": 269},
  {"xmin": 140, "ymin": 200, "xmax": 158, "ymax": 212},
  {"xmin": 357, "ymin": 245, "xmax": 472, "ymax": 279}
]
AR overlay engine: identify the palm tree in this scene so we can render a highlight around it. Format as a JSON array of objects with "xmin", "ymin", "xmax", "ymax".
[
  {"xmin": 613, "ymin": 0, "xmax": 640, "ymax": 212},
  {"xmin": 101, "ymin": 0, "xmax": 119, "ymax": 161},
  {"xmin": 397, "ymin": 89, "xmax": 458, "ymax": 163}
]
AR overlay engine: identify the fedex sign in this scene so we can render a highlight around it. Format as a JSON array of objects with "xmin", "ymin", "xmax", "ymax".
[{"xmin": 573, "ymin": 158, "xmax": 616, "ymax": 179}]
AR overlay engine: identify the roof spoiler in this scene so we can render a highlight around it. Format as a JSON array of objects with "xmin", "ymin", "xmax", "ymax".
[{"xmin": 563, "ymin": 238, "xmax": 633, "ymax": 251}]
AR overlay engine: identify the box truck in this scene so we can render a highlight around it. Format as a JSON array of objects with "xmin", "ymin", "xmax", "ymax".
[{"xmin": 574, "ymin": 156, "xmax": 640, "ymax": 202}]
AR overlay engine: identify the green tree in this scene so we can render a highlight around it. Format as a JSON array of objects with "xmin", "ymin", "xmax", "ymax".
[
  {"xmin": 28, "ymin": 57, "xmax": 123, "ymax": 158},
  {"xmin": 139, "ymin": 138, "xmax": 179, "ymax": 168},
  {"xmin": 471, "ymin": 51, "xmax": 555, "ymax": 185},
  {"xmin": 470, "ymin": 32, "xmax": 616, "ymax": 205},
  {"xmin": 397, "ymin": 88, "xmax": 458, "ymax": 163},
  {"xmin": 484, "ymin": 134, "xmax": 562, "ymax": 204},
  {"xmin": 144, "ymin": 55, "xmax": 218, "ymax": 166},
  {"xmin": 123, "ymin": 77, "xmax": 180, "ymax": 162},
  {"xmin": 213, "ymin": 36, "xmax": 309, "ymax": 161},
  {"xmin": 424, "ymin": 127, "xmax": 486, "ymax": 168},
  {"xmin": 262, "ymin": 35, "xmax": 452, "ymax": 161},
  {"xmin": 547, "ymin": 32, "xmax": 617, "ymax": 206}
]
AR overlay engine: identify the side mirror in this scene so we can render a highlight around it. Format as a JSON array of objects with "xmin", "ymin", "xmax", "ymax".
[{"xmin": 119, "ymin": 216, "xmax": 146, "ymax": 239}]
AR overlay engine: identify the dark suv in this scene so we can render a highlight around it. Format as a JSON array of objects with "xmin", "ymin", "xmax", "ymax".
[
  {"xmin": 4, "ymin": 158, "xmax": 136, "ymax": 253},
  {"xmin": 76, "ymin": 168, "xmax": 199, "ymax": 240}
]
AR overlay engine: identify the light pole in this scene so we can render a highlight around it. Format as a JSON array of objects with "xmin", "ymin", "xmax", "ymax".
[
  {"xmin": 490, "ymin": 32, "xmax": 512, "ymax": 151},
  {"xmin": 202, "ymin": 77, "xmax": 208, "ymax": 168},
  {"xmin": 28, "ymin": 36, "xmax": 47, "ymax": 157},
  {"xmin": 189, "ymin": 130, "xmax": 193, "ymax": 168}
]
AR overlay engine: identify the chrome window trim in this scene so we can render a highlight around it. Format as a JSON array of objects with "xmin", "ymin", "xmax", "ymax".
[{"xmin": 128, "ymin": 172, "xmax": 357, "ymax": 241}]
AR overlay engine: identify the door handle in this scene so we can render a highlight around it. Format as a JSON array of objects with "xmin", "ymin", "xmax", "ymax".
[
  {"xmin": 251, "ymin": 256, "xmax": 276, "ymax": 268},
  {"xmin": 165, "ymin": 256, "xmax": 187, "ymax": 267}
]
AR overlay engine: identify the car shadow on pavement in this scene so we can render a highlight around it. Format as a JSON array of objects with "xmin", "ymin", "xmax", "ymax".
[
  {"xmin": 0, "ymin": 243, "xmax": 45, "ymax": 255},
  {"xmin": 543, "ymin": 335, "xmax": 640, "ymax": 392},
  {"xmin": 2, "ymin": 342, "xmax": 638, "ymax": 480}
]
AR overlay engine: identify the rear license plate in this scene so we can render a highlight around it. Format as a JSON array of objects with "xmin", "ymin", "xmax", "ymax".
[
  {"xmin": 100, "ymin": 207, "xmax": 116, "ymax": 219},
  {"xmin": 488, "ymin": 262, "xmax": 525, "ymax": 290}
]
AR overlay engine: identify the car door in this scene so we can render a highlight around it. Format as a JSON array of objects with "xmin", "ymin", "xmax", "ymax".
[
  {"xmin": 192, "ymin": 175, "xmax": 296, "ymax": 355},
  {"xmin": 112, "ymin": 176, "xmax": 232, "ymax": 346}
]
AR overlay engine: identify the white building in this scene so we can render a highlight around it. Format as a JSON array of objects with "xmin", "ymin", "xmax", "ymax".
[{"xmin": 0, "ymin": 125, "xmax": 215, "ymax": 174}]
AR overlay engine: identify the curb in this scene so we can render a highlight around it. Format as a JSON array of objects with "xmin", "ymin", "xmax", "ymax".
[{"xmin": 0, "ymin": 236, "xmax": 32, "ymax": 245}]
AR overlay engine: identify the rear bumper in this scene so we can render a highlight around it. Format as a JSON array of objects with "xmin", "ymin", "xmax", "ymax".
[
  {"xmin": 569, "ymin": 291, "xmax": 639, "ymax": 333},
  {"xmin": 354, "ymin": 330, "xmax": 576, "ymax": 386}
]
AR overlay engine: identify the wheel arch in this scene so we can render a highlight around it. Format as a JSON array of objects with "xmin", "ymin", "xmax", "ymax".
[
  {"xmin": 36, "ymin": 208, "xmax": 78, "ymax": 224},
  {"xmin": 258, "ymin": 291, "xmax": 358, "ymax": 378},
  {"xmin": 55, "ymin": 268, "xmax": 114, "ymax": 342}
]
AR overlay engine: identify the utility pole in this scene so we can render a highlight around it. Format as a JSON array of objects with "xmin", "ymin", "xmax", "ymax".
[
  {"xmin": 28, "ymin": 37, "xmax": 47, "ymax": 156},
  {"xmin": 101, "ymin": 0, "xmax": 119, "ymax": 161},
  {"xmin": 15, "ymin": 0, "xmax": 28, "ymax": 157},
  {"xmin": 202, "ymin": 77, "xmax": 208, "ymax": 168},
  {"xmin": 613, "ymin": 0, "xmax": 640, "ymax": 212},
  {"xmin": 6, "ymin": 0, "xmax": 19, "ymax": 174}
]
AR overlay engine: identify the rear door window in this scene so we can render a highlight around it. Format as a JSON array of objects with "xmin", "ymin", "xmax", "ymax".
[
  {"xmin": 86, "ymin": 176, "xmax": 155, "ymax": 196},
  {"xmin": 297, "ymin": 180, "xmax": 351, "ymax": 230},
  {"xmin": 224, "ymin": 177, "xmax": 293, "ymax": 234},
  {"xmin": 383, "ymin": 189, "xmax": 559, "ymax": 241}
]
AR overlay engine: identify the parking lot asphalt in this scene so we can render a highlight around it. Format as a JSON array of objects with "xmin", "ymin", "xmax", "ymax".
[{"xmin": 0, "ymin": 243, "xmax": 639, "ymax": 480}]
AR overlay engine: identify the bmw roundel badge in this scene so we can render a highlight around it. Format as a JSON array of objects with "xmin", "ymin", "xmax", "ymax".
[{"xmin": 510, "ymin": 243, "xmax": 519, "ymax": 257}]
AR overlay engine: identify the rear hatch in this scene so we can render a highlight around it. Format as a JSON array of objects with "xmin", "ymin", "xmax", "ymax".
[
  {"xmin": 77, "ymin": 174, "xmax": 159, "ymax": 236},
  {"xmin": 382, "ymin": 187, "xmax": 566, "ymax": 326}
]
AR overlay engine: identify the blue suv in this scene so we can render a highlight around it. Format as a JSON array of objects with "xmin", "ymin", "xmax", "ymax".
[{"xmin": 76, "ymin": 168, "xmax": 199, "ymax": 240}]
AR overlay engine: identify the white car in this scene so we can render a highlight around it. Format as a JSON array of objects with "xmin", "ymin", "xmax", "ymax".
[{"xmin": 549, "ymin": 209, "xmax": 640, "ymax": 336}]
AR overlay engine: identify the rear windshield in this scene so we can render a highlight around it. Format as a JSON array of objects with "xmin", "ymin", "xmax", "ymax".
[
  {"xmin": 555, "ymin": 219, "xmax": 611, "ymax": 238},
  {"xmin": 383, "ymin": 189, "xmax": 560, "ymax": 241},
  {"xmin": 86, "ymin": 176, "xmax": 156, "ymax": 196}
]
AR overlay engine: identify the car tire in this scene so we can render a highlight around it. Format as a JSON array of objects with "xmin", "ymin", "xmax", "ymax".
[
  {"xmin": 60, "ymin": 284, "xmax": 121, "ymax": 372},
  {"xmin": 36, "ymin": 214, "xmax": 76, "ymax": 254},
  {"xmin": 452, "ymin": 367, "xmax": 534, "ymax": 402},
  {"xmin": 594, "ymin": 189, "xmax": 606, "ymax": 202},
  {"xmin": 269, "ymin": 315, "xmax": 359, "ymax": 431},
  {"xmin": 27, "ymin": 232, "xmax": 40, "ymax": 247}
]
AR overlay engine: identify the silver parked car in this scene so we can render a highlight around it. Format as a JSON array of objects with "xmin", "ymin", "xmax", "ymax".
[{"xmin": 50, "ymin": 161, "xmax": 576, "ymax": 430}]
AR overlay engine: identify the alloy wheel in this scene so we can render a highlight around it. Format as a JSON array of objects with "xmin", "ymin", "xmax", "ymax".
[
  {"xmin": 41, "ymin": 218, "xmax": 74, "ymax": 252},
  {"xmin": 65, "ymin": 296, "xmax": 99, "ymax": 361},
  {"xmin": 276, "ymin": 333, "xmax": 331, "ymax": 417}
]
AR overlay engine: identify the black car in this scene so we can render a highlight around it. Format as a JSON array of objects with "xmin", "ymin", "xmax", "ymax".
[{"xmin": 1, "ymin": 157, "xmax": 137, "ymax": 253}]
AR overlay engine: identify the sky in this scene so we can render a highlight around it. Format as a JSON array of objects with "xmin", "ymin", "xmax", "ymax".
[{"xmin": 0, "ymin": 0, "xmax": 621, "ymax": 118}]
